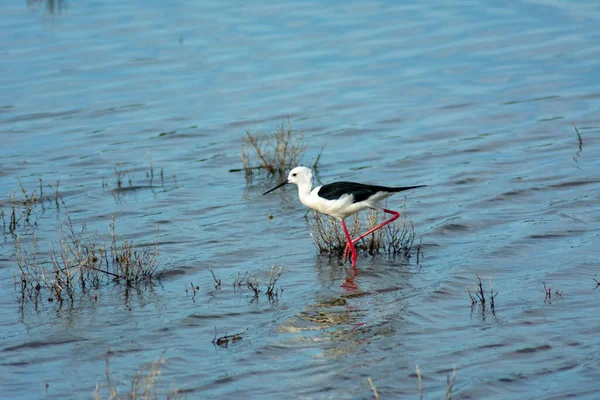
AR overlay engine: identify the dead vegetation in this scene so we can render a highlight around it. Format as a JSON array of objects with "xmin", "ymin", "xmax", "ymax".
[
  {"xmin": 212, "ymin": 327, "xmax": 248, "ymax": 348},
  {"xmin": 237, "ymin": 120, "xmax": 324, "ymax": 181},
  {"xmin": 367, "ymin": 377, "xmax": 379, "ymax": 400},
  {"xmin": 1, "ymin": 179, "xmax": 61, "ymax": 236},
  {"xmin": 414, "ymin": 364, "xmax": 457, "ymax": 400},
  {"xmin": 468, "ymin": 274, "xmax": 498, "ymax": 317},
  {"xmin": 309, "ymin": 205, "xmax": 416, "ymax": 258},
  {"xmin": 94, "ymin": 351, "xmax": 185, "ymax": 400},
  {"xmin": 543, "ymin": 282, "xmax": 563, "ymax": 304},
  {"xmin": 104, "ymin": 156, "xmax": 176, "ymax": 192},
  {"xmin": 369, "ymin": 364, "xmax": 457, "ymax": 400},
  {"xmin": 572, "ymin": 122, "xmax": 583, "ymax": 162},
  {"xmin": 242, "ymin": 264, "xmax": 283, "ymax": 302},
  {"xmin": 15, "ymin": 199, "xmax": 161, "ymax": 309},
  {"xmin": 189, "ymin": 265, "xmax": 283, "ymax": 303}
]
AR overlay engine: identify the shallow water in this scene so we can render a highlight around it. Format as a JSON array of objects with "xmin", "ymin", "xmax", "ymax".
[{"xmin": 1, "ymin": 1, "xmax": 600, "ymax": 399}]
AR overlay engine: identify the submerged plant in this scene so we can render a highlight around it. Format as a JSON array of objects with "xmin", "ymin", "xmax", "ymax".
[{"xmin": 309, "ymin": 203, "xmax": 416, "ymax": 257}]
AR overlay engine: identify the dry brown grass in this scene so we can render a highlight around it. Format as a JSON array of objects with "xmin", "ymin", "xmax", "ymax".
[
  {"xmin": 1, "ymin": 179, "xmax": 61, "ymax": 235},
  {"xmin": 213, "ymin": 265, "xmax": 283, "ymax": 303},
  {"xmin": 309, "ymin": 204, "xmax": 416, "ymax": 258},
  {"xmin": 468, "ymin": 275, "xmax": 498, "ymax": 317},
  {"xmin": 413, "ymin": 364, "xmax": 457, "ymax": 400},
  {"xmin": 94, "ymin": 351, "xmax": 185, "ymax": 400},
  {"xmin": 239, "ymin": 120, "xmax": 323, "ymax": 181},
  {"xmin": 15, "ymin": 200, "xmax": 161, "ymax": 308}
]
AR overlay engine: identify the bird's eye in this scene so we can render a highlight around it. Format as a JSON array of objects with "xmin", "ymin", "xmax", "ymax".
[{"xmin": 292, "ymin": 173, "xmax": 297, "ymax": 177}]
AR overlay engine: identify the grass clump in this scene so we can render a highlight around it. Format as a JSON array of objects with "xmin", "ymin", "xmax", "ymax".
[
  {"xmin": 468, "ymin": 274, "xmax": 498, "ymax": 317},
  {"xmin": 238, "ymin": 120, "xmax": 323, "ymax": 180},
  {"xmin": 94, "ymin": 351, "xmax": 185, "ymax": 400},
  {"xmin": 1, "ymin": 178, "xmax": 61, "ymax": 235},
  {"xmin": 104, "ymin": 155, "xmax": 176, "ymax": 193},
  {"xmin": 193, "ymin": 265, "xmax": 284, "ymax": 304},
  {"xmin": 309, "ymin": 204, "xmax": 416, "ymax": 258},
  {"xmin": 15, "ymin": 200, "xmax": 161, "ymax": 308}
]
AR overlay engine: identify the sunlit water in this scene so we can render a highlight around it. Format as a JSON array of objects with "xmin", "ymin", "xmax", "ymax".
[{"xmin": 1, "ymin": 1, "xmax": 600, "ymax": 399}]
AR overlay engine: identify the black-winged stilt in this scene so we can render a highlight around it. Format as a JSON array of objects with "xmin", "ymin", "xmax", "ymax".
[{"xmin": 264, "ymin": 166, "xmax": 426, "ymax": 268}]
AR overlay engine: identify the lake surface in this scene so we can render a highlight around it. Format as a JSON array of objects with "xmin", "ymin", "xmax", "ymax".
[{"xmin": 1, "ymin": 1, "xmax": 600, "ymax": 399}]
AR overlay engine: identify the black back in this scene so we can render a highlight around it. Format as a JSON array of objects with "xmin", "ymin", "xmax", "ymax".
[{"xmin": 317, "ymin": 182, "xmax": 426, "ymax": 203}]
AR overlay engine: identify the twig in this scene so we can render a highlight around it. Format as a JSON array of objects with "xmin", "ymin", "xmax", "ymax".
[
  {"xmin": 312, "ymin": 144, "xmax": 326, "ymax": 171},
  {"xmin": 489, "ymin": 277, "xmax": 497, "ymax": 314},
  {"xmin": 233, "ymin": 271, "xmax": 249, "ymax": 292},
  {"xmin": 367, "ymin": 377, "xmax": 379, "ymax": 400},
  {"xmin": 572, "ymin": 122, "xmax": 583, "ymax": 150},
  {"xmin": 446, "ymin": 366, "xmax": 457, "ymax": 400},
  {"xmin": 265, "ymin": 265, "xmax": 283, "ymax": 301},
  {"xmin": 212, "ymin": 327, "xmax": 248, "ymax": 347},
  {"xmin": 476, "ymin": 274, "xmax": 485, "ymax": 306},
  {"xmin": 467, "ymin": 286, "xmax": 476, "ymax": 305},
  {"xmin": 543, "ymin": 282, "xmax": 552, "ymax": 303},
  {"xmin": 416, "ymin": 364, "xmax": 423, "ymax": 400},
  {"xmin": 247, "ymin": 276, "xmax": 260, "ymax": 300},
  {"xmin": 188, "ymin": 282, "xmax": 198, "ymax": 301},
  {"xmin": 208, "ymin": 267, "xmax": 221, "ymax": 290}
]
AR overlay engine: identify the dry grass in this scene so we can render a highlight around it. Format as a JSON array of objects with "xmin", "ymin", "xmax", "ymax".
[
  {"xmin": 1, "ymin": 179, "xmax": 61, "ymax": 235},
  {"xmin": 543, "ymin": 282, "xmax": 563, "ymax": 304},
  {"xmin": 105, "ymin": 156, "xmax": 175, "ymax": 192},
  {"xmin": 468, "ymin": 274, "xmax": 498, "ymax": 316},
  {"xmin": 239, "ymin": 120, "xmax": 323, "ymax": 181},
  {"xmin": 446, "ymin": 366, "xmax": 457, "ymax": 400},
  {"xmin": 367, "ymin": 377, "xmax": 379, "ymax": 399},
  {"xmin": 15, "ymin": 200, "xmax": 161, "ymax": 308},
  {"xmin": 94, "ymin": 351, "xmax": 185, "ymax": 400},
  {"xmin": 237, "ymin": 264, "xmax": 283, "ymax": 303},
  {"xmin": 309, "ymin": 204, "xmax": 416, "ymax": 257},
  {"xmin": 202, "ymin": 265, "xmax": 283, "ymax": 303},
  {"xmin": 413, "ymin": 364, "xmax": 457, "ymax": 400}
]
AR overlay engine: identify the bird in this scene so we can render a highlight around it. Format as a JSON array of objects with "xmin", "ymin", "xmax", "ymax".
[{"xmin": 263, "ymin": 166, "xmax": 426, "ymax": 268}]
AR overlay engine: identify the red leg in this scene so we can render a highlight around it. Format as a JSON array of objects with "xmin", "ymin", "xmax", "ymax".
[
  {"xmin": 344, "ymin": 208, "xmax": 400, "ymax": 258},
  {"xmin": 341, "ymin": 219, "xmax": 357, "ymax": 268}
]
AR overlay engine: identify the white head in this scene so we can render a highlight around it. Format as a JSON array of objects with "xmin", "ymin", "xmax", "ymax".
[
  {"xmin": 286, "ymin": 166, "xmax": 312, "ymax": 187},
  {"xmin": 263, "ymin": 166, "xmax": 313, "ymax": 195}
]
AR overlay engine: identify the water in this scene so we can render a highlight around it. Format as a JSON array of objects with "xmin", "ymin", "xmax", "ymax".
[{"xmin": 1, "ymin": 1, "xmax": 600, "ymax": 399}]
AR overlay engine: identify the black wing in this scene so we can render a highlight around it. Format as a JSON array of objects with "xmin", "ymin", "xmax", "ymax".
[{"xmin": 317, "ymin": 182, "xmax": 426, "ymax": 203}]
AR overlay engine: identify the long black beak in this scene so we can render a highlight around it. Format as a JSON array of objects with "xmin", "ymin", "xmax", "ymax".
[{"xmin": 263, "ymin": 180, "xmax": 289, "ymax": 195}]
